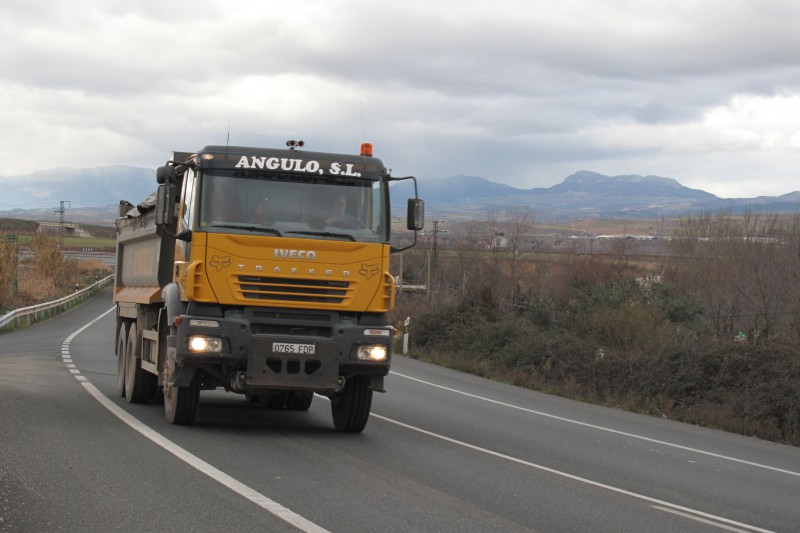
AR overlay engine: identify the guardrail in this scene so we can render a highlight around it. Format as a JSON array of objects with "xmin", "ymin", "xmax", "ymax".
[{"xmin": 0, "ymin": 275, "xmax": 115, "ymax": 332}]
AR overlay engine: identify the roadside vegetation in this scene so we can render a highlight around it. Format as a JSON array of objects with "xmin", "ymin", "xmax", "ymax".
[
  {"xmin": 3, "ymin": 213, "xmax": 798, "ymax": 444},
  {"xmin": 391, "ymin": 210, "xmax": 800, "ymax": 446},
  {"xmin": 0, "ymin": 234, "xmax": 113, "ymax": 315}
]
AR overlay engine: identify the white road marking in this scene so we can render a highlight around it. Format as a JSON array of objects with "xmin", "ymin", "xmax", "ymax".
[
  {"xmin": 59, "ymin": 308, "xmax": 778, "ymax": 532},
  {"xmin": 391, "ymin": 371, "xmax": 800, "ymax": 478},
  {"xmin": 63, "ymin": 307, "xmax": 330, "ymax": 533},
  {"xmin": 651, "ymin": 505, "xmax": 752, "ymax": 533},
  {"xmin": 371, "ymin": 413, "xmax": 774, "ymax": 533}
]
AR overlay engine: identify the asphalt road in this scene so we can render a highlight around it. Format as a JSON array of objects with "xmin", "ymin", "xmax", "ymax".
[{"xmin": 1, "ymin": 289, "xmax": 798, "ymax": 532}]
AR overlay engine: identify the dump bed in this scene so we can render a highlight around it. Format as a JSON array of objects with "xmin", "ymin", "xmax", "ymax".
[{"xmin": 114, "ymin": 194, "xmax": 175, "ymax": 305}]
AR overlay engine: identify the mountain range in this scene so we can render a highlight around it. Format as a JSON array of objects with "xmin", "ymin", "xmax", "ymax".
[
  {"xmin": 391, "ymin": 171, "xmax": 800, "ymax": 221},
  {"xmin": 0, "ymin": 166, "xmax": 154, "ymax": 210},
  {"xmin": 1, "ymin": 166, "xmax": 798, "ymax": 223}
]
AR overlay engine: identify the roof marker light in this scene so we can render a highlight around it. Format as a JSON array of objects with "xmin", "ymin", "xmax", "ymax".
[{"xmin": 286, "ymin": 140, "xmax": 305, "ymax": 150}]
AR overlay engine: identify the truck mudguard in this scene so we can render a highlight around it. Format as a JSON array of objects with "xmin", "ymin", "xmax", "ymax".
[{"xmin": 162, "ymin": 283, "xmax": 187, "ymax": 327}]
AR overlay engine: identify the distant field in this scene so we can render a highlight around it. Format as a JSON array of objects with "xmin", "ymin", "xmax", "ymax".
[
  {"xmin": 561, "ymin": 218, "xmax": 679, "ymax": 235},
  {"xmin": 8, "ymin": 234, "xmax": 116, "ymax": 251},
  {"xmin": 64, "ymin": 237, "xmax": 116, "ymax": 250}
]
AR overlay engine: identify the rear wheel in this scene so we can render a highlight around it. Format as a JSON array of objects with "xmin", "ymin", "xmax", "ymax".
[
  {"xmin": 124, "ymin": 323, "xmax": 156, "ymax": 403},
  {"xmin": 115, "ymin": 323, "xmax": 127, "ymax": 397},
  {"xmin": 164, "ymin": 366, "xmax": 200, "ymax": 425},
  {"xmin": 331, "ymin": 376, "xmax": 372, "ymax": 433}
]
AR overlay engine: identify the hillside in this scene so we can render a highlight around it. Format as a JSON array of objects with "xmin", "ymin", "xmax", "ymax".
[
  {"xmin": 0, "ymin": 166, "xmax": 154, "ymax": 210},
  {"xmin": 391, "ymin": 171, "xmax": 798, "ymax": 221}
]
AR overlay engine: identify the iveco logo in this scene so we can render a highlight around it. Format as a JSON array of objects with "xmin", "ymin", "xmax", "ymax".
[{"xmin": 274, "ymin": 249, "xmax": 317, "ymax": 260}]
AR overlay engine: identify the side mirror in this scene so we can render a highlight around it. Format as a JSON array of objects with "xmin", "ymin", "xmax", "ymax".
[
  {"xmin": 155, "ymin": 184, "xmax": 176, "ymax": 227},
  {"xmin": 156, "ymin": 165, "xmax": 177, "ymax": 185},
  {"xmin": 407, "ymin": 198, "xmax": 425, "ymax": 231}
]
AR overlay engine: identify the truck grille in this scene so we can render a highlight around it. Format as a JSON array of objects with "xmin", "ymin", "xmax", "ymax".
[{"xmin": 238, "ymin": 275, "xmax": 350, "ymax": 304}]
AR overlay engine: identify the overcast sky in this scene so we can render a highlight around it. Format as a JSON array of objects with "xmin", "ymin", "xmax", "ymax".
[{"xmin": 1, "ymin": 0, "xmax": 799, "ymax": 198}]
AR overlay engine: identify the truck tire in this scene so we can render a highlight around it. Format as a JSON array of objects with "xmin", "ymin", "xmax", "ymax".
[
  {"xmin": 125, "ymin": 322, "xmax": 157, "ymax": 404},
  {"xmin": 115, "ymin": 323, "xmax": 127, "ymax": 397},
  {"xmin": 164, "ymin": 375, "xmax": 200, "ymax": 425},
  {"xmin": 286, "ymin": 391, "xmax": 314, "ymax": 411},
  {"xmin": 331, "ymin": 376, "xmax": 372, "ymax": 433}
]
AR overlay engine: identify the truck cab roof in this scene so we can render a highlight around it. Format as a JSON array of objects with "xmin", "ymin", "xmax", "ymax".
[{"xmin": 187, "ymin": 145, "xmax": 389, "ymax": 181}]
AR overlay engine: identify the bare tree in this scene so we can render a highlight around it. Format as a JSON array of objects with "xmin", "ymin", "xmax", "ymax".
[
  {"xmin": 787, "ymin": 214, "xmax": 800, "ymax": 342},
  {"xmin": 454, "ymin": 224, "xmax": 484, "ymax": 297},
  {"xmin": 505, "ymin": 206, "xmax": 534, "ymax": 289},
  {"xmin": 669, "ymin": 210, "xmax": 800, "ymax": 342}
]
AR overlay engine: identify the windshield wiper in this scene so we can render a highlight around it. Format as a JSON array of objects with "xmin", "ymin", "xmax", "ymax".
[
  {"xmin": 286, "ymin": 230, "xmax": 356, "ymax": 242},
  {"xmin": 209, "ymin": 224, "xmax": 283, "ymax": 236}
]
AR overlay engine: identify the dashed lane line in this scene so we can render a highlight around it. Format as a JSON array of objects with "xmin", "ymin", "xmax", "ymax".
[{"xmin": 62, "ymin": 307, "xmax": 329, "ymax": 533}]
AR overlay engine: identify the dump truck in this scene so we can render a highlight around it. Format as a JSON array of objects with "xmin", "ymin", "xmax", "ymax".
[{"xmin": 114, "ymin": 142, "xmax": 423, "ymax": 432}]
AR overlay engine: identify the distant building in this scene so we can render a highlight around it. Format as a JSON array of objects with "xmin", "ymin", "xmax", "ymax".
[
  {"xmin": 492, "ymin": 231, "xmax": 507, "ymax": 249},
  {"xmin": 36, "ymin": 222, "xmax": 84, "ymax": 237}
]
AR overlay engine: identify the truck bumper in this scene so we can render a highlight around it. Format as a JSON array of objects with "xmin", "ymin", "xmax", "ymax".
[{"xmin": 172, "ymin": 307, "xmax": 391, "ymax": 393}]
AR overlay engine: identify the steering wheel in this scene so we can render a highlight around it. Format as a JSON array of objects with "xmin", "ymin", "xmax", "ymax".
[{"xmin": 335, "ymin": 218, "xmax": 365, "ymax": 230}]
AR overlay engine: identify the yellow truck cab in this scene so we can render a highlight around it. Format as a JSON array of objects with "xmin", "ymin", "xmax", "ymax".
[{"xmin": 114, "ymin": 142, "xmax": 423, "ymax": 431}]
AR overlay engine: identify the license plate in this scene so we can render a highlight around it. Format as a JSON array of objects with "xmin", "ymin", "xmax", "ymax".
[{"xmin": 272, "ymin": 342, "xmax": 316, "ymax": 355}]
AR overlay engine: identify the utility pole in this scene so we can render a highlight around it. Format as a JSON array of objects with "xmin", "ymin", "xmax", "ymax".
[
  {"xmin": 432, "ymin": 219, "xmax": 446, "ymax": 272},
  {"xmin": 54, "ymin": 200, "xmax": 70, "ymax": 247}
]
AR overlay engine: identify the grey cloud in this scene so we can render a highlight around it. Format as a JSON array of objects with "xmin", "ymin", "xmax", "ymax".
[{"xmin": 1, "ymin": 0, "xmax": 799, "ymax": 197}]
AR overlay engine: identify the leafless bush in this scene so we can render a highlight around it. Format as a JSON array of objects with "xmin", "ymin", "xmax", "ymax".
[
  {"xmin": 668, "ymin": 211, "xmax": 800, "ymax": 343},
  {"xmin": 549, "ymin": 254, "xmax": 632, "ymax": 301}
]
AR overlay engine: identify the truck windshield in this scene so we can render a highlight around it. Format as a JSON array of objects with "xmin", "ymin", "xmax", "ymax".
[{"xmin": 198, "ymin": 169, "xmax": 388, "ymax": 243}]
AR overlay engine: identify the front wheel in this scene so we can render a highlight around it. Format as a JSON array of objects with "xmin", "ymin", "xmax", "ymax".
[
  {"xmin": 164, "ymin": 369, "xmax": 200, "ymax": 425},
  {"xmin": 330, "ymin": 376, "xmax": 372, "ymax": 433}
]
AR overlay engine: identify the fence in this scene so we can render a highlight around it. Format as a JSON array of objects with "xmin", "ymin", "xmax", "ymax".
[{"xmin": 0, "ymin": 275, "xmax": 115, "ymax": 332}]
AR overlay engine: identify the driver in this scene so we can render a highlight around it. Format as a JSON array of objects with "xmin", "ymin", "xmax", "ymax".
[
  {"xmin": 249, "ymin": 197, "xmax": 270, "ymax": 224},
  {"xmin": 325, "ymin": 195, "xmax": 347, "ymax": 226}
]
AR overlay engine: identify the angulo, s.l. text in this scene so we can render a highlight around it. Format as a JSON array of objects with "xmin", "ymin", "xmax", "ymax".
[{"xmin": 234, "ymin": 156, "xmax": 362, "ymax": 177}]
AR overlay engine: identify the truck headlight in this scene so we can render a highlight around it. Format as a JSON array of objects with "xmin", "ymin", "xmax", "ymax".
[
  {"xmin": 356, "ymin": 344, "xmax": 388, "ymax": 362},
  {"xmin": 188, "ymin": 335, "xmax": 223, "ymax": 353}
]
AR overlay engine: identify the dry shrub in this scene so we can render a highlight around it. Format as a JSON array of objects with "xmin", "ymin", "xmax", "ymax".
[
  {"xmin": 582, "ymin": 303, "xmax": 673, "ymax": 353},
  {"xmin": 548, "ymin": 254, "xmax": 632, "ymax": 301},
  {"xmin": 396, "ymin": 215, "xmax": 800, "ymax": 444},
  {"xmin": 17, "ymin": 236, "xmax": 82, "ymax": 304},
  {"xmin": 0, "ymin": 239, "xmax": 16, "ymax": 311}
]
